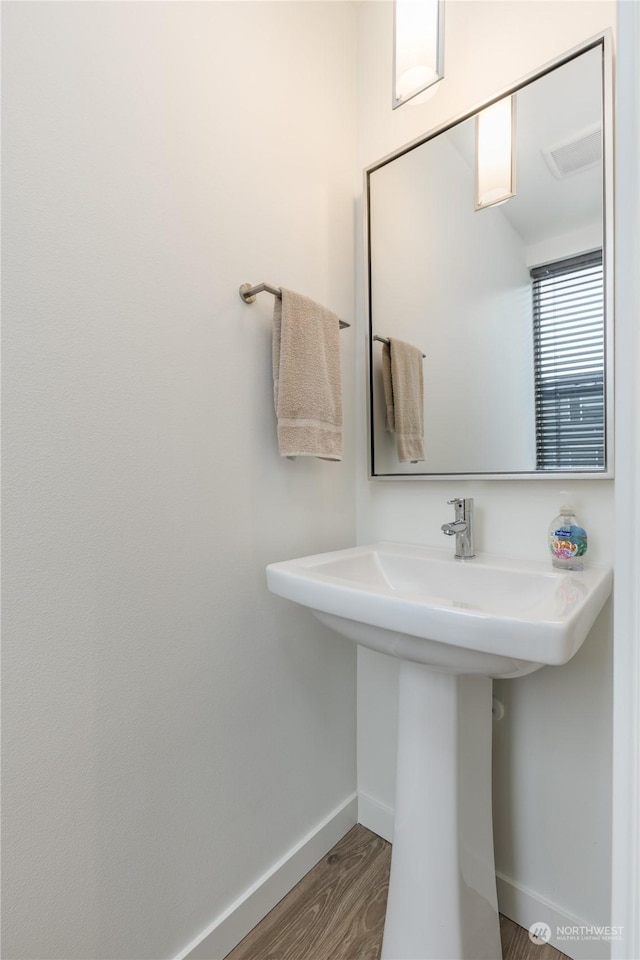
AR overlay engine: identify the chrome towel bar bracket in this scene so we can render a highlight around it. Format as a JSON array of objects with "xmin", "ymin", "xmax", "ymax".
[
  {"xmin": 239, "ymin": 282, "xmax": 281, "ymax": 303},
  {"xmin": 239, "ymin": 282, "xmax": 350, "ymax": 329}
]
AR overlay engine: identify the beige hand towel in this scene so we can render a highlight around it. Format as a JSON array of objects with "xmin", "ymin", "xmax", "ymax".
[
  {"xmin": 272, "ymin": 288, "xmax": 343, "ymax": 460},
  {"xmin": 382, "ymin": 338, "xmax": 425, "ymax": 463}
]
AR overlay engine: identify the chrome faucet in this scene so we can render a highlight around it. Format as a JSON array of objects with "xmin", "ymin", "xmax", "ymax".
[{"xmin": 441, "ymin": 498, "xmax": 475, "ymax": 560}]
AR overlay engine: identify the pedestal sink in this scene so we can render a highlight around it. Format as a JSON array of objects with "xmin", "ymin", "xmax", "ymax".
[{"xmin": 266, "ymin": 542, "xmax": 612, "ymax": 960}]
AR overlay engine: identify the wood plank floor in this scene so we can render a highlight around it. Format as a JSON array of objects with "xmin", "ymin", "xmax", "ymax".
[{"xmin": 225, "ymin": 825, "xmax": 570, "ymax": 960}]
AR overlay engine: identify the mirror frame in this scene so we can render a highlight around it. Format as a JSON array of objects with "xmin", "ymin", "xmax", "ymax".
[{"xmin": 365, "ymin": 31, "xmax": 614, "ymax": 481}]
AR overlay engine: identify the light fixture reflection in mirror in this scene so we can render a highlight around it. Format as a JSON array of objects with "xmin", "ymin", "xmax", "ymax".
[
  {"xmin": 393, "ymin": 0, "xmax": 444, "ymax": 109},
  {"xmin": 475, "ymin": 95, "xmax": 516, "ymax": 209}
]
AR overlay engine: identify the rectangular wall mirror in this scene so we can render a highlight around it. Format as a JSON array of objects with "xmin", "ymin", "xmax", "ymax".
[{"xmin": 366, "ymin": 34, "xmax": 613, "ymax": 479}]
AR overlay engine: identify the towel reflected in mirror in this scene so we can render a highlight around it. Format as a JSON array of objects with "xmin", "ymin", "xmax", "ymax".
[{"xmin": 381, "ymin": 338, "xmax": 425, "ymax": 463}]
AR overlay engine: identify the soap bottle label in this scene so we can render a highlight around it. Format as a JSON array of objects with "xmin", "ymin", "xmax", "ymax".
[{"xmin": 549, "ymin": 525, "xmax": 588, "ymax": 562}]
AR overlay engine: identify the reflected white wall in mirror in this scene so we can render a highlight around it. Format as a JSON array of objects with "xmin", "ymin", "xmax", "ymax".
[{"xmin": 368, "ymin": 37, "xmax": 612, "ymax": 478}]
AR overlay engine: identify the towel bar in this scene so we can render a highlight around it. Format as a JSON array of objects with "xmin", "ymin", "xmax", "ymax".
[
  {"xmin": 239, "ymin": 282, "xmax": 350, "ymax": 329},
  {"xmin": 374, "ymin": 334, "xmax": 426, "ymax": 358}
]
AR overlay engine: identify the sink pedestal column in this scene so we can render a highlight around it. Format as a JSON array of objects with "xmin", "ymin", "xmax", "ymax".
[{"xmin": 381, "ymin": 661, "xmax": 502, "ymax": 960}]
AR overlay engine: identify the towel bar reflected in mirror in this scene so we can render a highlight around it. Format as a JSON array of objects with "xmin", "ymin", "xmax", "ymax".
[
  {"xmin": 239, "ymin": 282, "xmax": 350, "ymax": 329},
  {"xmin": 374, "ymin": 335, "xmax": 426, "ymax": 358}
]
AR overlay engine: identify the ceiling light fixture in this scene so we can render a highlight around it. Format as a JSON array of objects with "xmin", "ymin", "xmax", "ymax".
[{"xmin": 393, "ymin": 0, "xmax": 444, "ymax": 109}]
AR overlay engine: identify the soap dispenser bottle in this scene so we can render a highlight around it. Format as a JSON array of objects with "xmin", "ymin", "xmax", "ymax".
[{"xmin": 548, "ymin": 502, "xmax": 588, "ymax": 570}]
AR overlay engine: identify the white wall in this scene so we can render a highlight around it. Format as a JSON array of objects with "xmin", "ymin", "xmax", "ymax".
[
  {"xmin": 355, "ymin": 3, "xmax": 616, "ymax": 957},
  {"xmin": 2, "ymin": 4, "xmax": 357, "ymax": 959}
]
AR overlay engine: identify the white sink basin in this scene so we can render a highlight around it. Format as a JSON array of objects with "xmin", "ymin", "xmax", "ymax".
[{"xmin": 266, "ymin": 542, "xmax": 612, "ymax": 678}]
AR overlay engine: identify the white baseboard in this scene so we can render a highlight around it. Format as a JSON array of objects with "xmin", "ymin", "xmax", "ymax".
[
  {"xmin": 357, "ymin": 790, "xmax": 394, "ymax": 843},
  {"xmin": 496, "ymin": 872, "xmax": 611, "ymax": 960},
  {"xmin": 174, "ymin": 793, "xmax": 358, "ymax": 960}
]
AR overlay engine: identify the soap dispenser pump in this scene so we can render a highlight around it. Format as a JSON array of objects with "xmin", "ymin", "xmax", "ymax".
[{"xmin": 548, "ymin": 501, "xmax": 588, "ymax": 571}]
